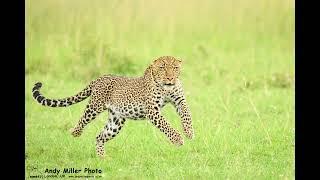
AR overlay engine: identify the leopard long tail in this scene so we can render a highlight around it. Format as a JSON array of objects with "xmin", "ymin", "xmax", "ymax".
[{"xmin": 32, "ymin": 82, "xmax": 92, "ymax": 107}]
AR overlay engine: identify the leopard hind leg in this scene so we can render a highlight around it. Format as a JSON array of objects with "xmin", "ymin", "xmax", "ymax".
[
  {"xmin": 96, "ymin": 110, "xmax": 126, "ymax": 158},
  {"xmin": 70, "ymin": 98, "xmax": 106, "ymax": 137}
]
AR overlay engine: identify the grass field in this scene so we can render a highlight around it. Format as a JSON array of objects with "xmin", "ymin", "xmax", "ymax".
[{"xmin": 26, "ymin": 0, "xmax": 294, "ymax": 179}]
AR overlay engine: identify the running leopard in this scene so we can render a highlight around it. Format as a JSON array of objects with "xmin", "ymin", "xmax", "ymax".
[{"xmin": 32, "ymin": 56, "xmax": 194, "ymax": 158}]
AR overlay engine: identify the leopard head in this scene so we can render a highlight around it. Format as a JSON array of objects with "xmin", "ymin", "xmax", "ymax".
[{"xmin": 146, "ymin": 56, "xmax": 182, "ymax": 87}]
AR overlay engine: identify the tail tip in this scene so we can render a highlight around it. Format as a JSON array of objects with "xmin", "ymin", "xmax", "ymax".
[
  {"xmin": 35, "ymin": 82, "xmax": 42, "ymax": 87},
  {"xmin": 33, "ymin": 82, "xmax": 42, "ymax": 92}
]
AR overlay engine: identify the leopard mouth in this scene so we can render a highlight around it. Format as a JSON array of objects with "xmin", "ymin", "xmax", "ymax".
[{"xmin": 164, "ymin": 83, "xmax": 175, "ymax": 86}]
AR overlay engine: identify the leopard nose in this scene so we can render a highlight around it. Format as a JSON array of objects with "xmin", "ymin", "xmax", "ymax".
[{"xmin": 167, "ymin": 77, "xmax": 173, "ymax": 81}]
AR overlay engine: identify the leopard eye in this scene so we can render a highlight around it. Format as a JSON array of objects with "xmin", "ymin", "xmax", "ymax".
[
  {"xmin": 159, "ymin": 66, "xmax": 165, "ymax": 69},
  {"xmin": 174, "ymin": 66, "xmax": 179, "ymax": 70}
]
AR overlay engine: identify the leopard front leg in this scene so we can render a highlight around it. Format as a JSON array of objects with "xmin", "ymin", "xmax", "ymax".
[
  {"xmin": 175, "ymin": 100, "xmax": 194, "ymax": 139},
  {"xmin": 96, "ymin": 110, "xmax": 126, "ymax": 158},
  {"xmin": 169, "ymin": 87, "xmax": 194, "ymax": 139},
  {"xmin": 146, "ymin": 104, "xmax": 184, "ymax": 146}
]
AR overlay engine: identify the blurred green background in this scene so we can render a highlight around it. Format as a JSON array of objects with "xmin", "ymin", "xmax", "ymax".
[{"xmin": 26, "ymin": 0, "xmax": 294, "ymax": 179}]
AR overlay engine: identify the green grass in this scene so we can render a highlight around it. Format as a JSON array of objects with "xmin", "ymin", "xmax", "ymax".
[{"xmin": 26, "ymin": 0, "xmax": 294, "ymax": 179}]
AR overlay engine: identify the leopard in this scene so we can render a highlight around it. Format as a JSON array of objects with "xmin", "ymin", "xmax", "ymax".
[{"xmin": 32, "ymin": 56, "xmax": 194, "ymax": 158}]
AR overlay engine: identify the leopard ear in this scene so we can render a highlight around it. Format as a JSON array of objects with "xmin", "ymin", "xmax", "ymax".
[
  {"xmin": 153, "ymin": 57, "xmax": 161, "ymax": 64},
  {"xmin": 144, "ymin": 64, "xmax": 154, "ymax": 80},
  {"xmin": 176, "ymin": 57, "xmax": 182, "ymax": 64}
]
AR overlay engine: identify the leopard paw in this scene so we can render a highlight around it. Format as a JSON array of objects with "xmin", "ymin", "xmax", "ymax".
[
  {"xmin": 170, "ymin": 132, "xmax": 184, "ymax": 146},
  {"xmin": 184, "ymin": 128, "xmax": 194, "ymax": 139},
  {"xmin": 96, "ymin": 145, "xmax": 105, "ymax": 159},
  {"xmin": 69, "ymin": 127, "xmax": 82, "ymax": 137}
]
